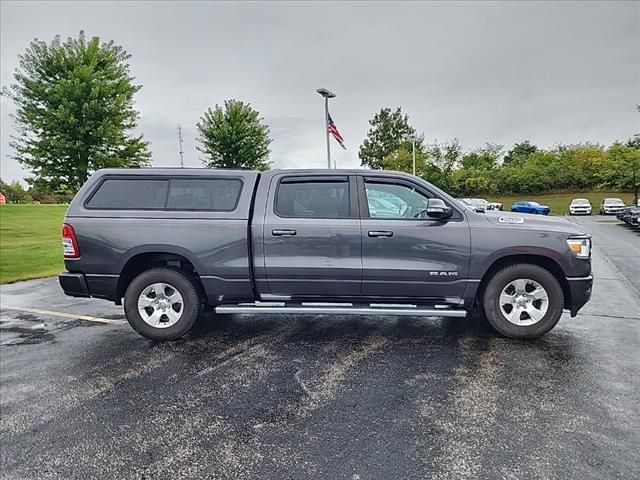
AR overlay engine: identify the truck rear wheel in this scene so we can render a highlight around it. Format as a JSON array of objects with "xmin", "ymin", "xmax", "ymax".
[
  {"xmin": 482, "ymin": 264, "xmax": 564, "ymax": 339},
  {"xmin": 124, "ymin": 268, "xmax": 201, "ymax": 341}
]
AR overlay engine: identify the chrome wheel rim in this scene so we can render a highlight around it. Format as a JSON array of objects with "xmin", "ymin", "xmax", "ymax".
[
  {"xmin": 499, "ymin": 278, "xmax": 549, "ymax": 326},
  {"xmin": 137, "ymin": 283, "xmax": 184, "ymax": 328}
]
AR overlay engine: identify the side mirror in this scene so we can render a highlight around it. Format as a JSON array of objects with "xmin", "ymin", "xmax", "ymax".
[{"xmin": 426, "ymin": 198, "xmax": 453, "ymax": 219}]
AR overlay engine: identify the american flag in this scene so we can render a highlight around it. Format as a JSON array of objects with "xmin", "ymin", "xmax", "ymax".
[{"xmin": 328, "ymin": 114, "xmax": 347, "ymax": 150}]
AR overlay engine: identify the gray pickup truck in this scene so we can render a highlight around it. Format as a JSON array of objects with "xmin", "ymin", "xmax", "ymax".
[{"xmin": 59, "ymin": 168, "xmax": 593, "ymax": 341}]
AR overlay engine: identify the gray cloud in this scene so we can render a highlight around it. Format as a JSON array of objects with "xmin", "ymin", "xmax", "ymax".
[{"xmin": 1, "ymin": 1, "xmax": 639, "ymax": 182}]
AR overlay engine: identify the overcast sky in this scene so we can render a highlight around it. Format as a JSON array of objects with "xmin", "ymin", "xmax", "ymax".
[{"xmin": 1, "ymin": 1, "xmax": 639, "ymax": 183}]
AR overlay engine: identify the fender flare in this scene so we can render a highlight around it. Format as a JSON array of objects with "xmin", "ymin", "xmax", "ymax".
[{"xmin": 117, "ymin": 245, "xmax": 205, "ymax": 274}]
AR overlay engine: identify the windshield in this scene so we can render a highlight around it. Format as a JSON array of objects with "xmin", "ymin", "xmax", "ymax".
[
  {"xmin": 604, "ymin": 198, "xmax": 624, "ymax": 205},
  {"xmin": 571, "ymin": 199, "xmax": 590, "ymax": 205}
]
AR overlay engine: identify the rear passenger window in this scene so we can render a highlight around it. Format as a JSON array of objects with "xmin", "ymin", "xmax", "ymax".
[
  {"xmin": 167, "ymin": 179, "xmax": 242, "ymax": 211},
  {"xmin": 87, "ymin": 179, "xmax": 168, "ymax": 209},
  {"xmin": 275, "ymin": 179, "xmax": 350, "ymax": 218}
]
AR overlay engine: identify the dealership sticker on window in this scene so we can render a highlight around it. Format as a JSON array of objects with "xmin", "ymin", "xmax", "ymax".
[{"xmin": 498, "ymin": 216, "xmax": 525, "ymax": 224}]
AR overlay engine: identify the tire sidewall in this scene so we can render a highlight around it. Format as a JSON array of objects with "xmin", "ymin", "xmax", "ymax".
[
  {"xmin": 483, "ymin": 264, "xmax": 564, "ymax": 339},
  {"xmin": 124, "ymin": 268, "xmax": 200, "ymax": 341}
]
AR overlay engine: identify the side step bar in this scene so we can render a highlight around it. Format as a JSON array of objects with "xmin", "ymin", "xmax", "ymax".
[{"xmin": 214, "ymin": 303, "xmax": 467, "ymax": 318}]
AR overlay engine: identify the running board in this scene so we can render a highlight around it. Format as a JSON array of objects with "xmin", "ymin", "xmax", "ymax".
[{"xmin": 214, "ymin": 303, "xmax": 467, "ymax": 318}]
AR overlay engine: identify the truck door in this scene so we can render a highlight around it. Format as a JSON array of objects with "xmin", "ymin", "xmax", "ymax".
[
  {"xmin": 358, "ymin": 175, "xmax": 471, "ymax": 304},
  {"xmin": 262, "ymin": 174, "xmax": 362, "ymax": 298}
]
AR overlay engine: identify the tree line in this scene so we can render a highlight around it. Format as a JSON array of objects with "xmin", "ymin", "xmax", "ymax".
[
  {"xmin": 359, "ymin": 107, "xmax": 640, "ymax": 198},
  {"xmin": 2, "ymin": 32, "xmax": 638, "ymax": 203}
]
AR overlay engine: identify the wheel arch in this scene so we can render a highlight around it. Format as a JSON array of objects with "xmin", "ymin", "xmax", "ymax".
[
  {"xmin": 115, "ymin": 249, "xmax": 205, "ymax": 305},
  {"xmin": 476, "ymin": 254, "xmax": 571, "ymax": 311}
]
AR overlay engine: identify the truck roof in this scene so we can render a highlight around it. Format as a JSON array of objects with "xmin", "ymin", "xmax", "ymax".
[{"xmin": 91, "ymin": 167, "xmax": 420, "ymax": 178}]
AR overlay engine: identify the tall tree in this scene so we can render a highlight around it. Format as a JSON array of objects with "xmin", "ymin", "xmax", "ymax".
[
  {"xmin": 503, "ymin": 140, "xmax": 537, "ymax": 166},
  {"xmin": 426, "ymin": 138, "xmax": 463, "ymax": 190},
  {"xmin": 4, "ymin": 31, "xmax": 151, "ymax": 194},
  {"xmin": 359, "ymin": 107, "xmax": 416, "ymax": 169},
  {"xmin": 197, "ymin": 100, "xmax": 272, "ymax": 171}
]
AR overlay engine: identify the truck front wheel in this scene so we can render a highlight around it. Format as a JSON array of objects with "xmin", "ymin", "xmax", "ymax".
[
  {"xmin": 482, "ymin": 264, "xmax": 564, "ymax": 339},
  {"xmin": 124, "ymin": 268, "xmax": 202, "ymax": 341}
]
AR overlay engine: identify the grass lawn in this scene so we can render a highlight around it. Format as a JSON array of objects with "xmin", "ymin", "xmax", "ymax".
[
  {"xmin": 487, "ymin": 191, "xmax": 634, "ymax": 216},
  {"xmin": 0, "ymin": 204, "xmax": 67, "ymax": 284}
]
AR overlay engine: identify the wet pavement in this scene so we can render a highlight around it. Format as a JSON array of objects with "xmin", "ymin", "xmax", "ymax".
[{"xmin": 1, "ymin": 216, "xmax": 639, "ymax": 479}]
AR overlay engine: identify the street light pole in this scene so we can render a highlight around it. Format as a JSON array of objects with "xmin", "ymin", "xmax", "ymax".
[
  {"xmin": 317, "ymin": 88, "xmax": 336, "ymax": 169},
  {"xmin": 324, "ymin": 96, "xmax": 331, "ymax": 169}
]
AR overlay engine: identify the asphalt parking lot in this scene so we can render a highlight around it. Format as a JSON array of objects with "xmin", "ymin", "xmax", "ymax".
[{"xmin": 1, "ymin": 215, "xmax": 639, "ymax": 480}]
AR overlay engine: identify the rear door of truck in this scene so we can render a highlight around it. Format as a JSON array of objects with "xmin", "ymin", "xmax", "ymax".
[{"xmin": 253, "ymin": 171, "xmax": 362, "ymax": 298}]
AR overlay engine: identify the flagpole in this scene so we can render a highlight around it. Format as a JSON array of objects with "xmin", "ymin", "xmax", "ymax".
[
  {"xmin": 317, "ymin": 88, "xmax": 336, "ymax": 169},
  {"xmin": 324, "ymin": 97, "xmax": 331, "ymax": 169}
]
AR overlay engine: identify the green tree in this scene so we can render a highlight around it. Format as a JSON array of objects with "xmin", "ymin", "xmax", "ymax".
[
  {"xmin": 426, "ymin": 139, "xmax": 463, "ymax": 191},
  {"xmin": 4, "ymin": 31, "xmax": 151, "ymax": 194},
  {"xmin": 381, "ymin": 141, "xmax": 423, "ymax": 174},
  {"xmin": 559, "ymin": 144, "xmax": 607, "ymax": 190},
  {"xmin": 359, "ymin": 107, "xmax": 416, "ymax": 169},
  {"xmin": 604, "ymin": 140, "xmax": 640, "ymax": 201},
  {"xmin": 461, "ymin": 143, "xmax": 503, "ymax": 171},
  {"xmin": 197, "ymin": 100, "xmax": 272, "ymax": 170},
  {"xmin": 0, "ymin": 179, "xmax": 32, "ymax": 203},
  {"xmin": 503, "ymin": 140, "xmax": 537, "ymax": 166}
]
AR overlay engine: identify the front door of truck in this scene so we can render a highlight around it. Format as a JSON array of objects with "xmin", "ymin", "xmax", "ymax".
[
  {"xmin": 262, "ymin": 174, "xmax": 361, "ymax": 298},
  {"xmin": 358, "ymin": 175, "xmax": 471, "ymax": 304}
]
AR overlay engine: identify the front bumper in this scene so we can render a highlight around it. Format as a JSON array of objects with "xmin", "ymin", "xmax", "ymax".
[
  {"xmin": 567, "ymin": 275, "xmax": 593, "ymax": 317},
  {"xmin": 59, "ymin": 272, "xmax": 90, "ymax": 298},
  {"xmin": 570, "ymin": 208, "xmax": 591, "ymax": 215}
]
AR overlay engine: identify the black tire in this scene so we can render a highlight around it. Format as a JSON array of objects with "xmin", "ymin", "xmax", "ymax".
[
  {"xmin": 124, "ymin": 268, "xmax": 201, "ymax": 341},
  {"xmin": 482, "ymin": 264, "xmax": 564, "ymax": 339}
]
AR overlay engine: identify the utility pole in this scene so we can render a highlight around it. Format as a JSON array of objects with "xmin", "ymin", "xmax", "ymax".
[
  {"xmin": 177, "ymin": 125, "xmax": 184, "ymax": 168},
  {"xmin": 411, "ymin": 135, "xmax": 416, "ymax": 176},
  {"xmin": 317, "ymin": 88, "xmax": 336, "ymax": 169}
]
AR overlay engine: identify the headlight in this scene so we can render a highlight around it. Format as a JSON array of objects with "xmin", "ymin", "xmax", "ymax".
[{"xmin": 567, "ymin": 237, "xmax": 591, "ymax": 259}]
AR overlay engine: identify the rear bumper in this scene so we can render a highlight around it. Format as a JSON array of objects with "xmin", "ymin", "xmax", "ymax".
[
  {"xmin": 58, "ymin": 272, "xmax": 90, "ymax": 298},
  {"xmin": 567, "ymin": 275, "xmax": 593, "ymax": 317}
]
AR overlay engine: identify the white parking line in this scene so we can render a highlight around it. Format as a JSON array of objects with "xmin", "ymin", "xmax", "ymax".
[{"xmin": 1, "ymin": 306, "xmax": 126, "ymax": 324}]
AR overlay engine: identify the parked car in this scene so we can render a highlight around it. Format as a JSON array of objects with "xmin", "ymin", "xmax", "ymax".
[
  {"xmin": 59, "ymin": 168, "xmax": 592, "ymax": 341},
  {"xmin": 617, "ymin": 206, "xmax": 640, "ymax": 225},
  {"xmin": 569, "ymin": 198, "xmax": 592, "ymax": 216},
  {"xmin": 368, "ymin": 197, "xmax": 404, "ymax": 217},
  {"xmin": 599, "ymin": 198, "xmax": 626, "ymax": 215},
  {"xmin": 458, "ymin": 198, "xmax": 487, "ymax": 212},
  {"xmin": 511, "ymin": 201, "xmax": 551, "ymax": 215},
  {"xmin": 459, "ymin": 198, "xmax": 503, "ymax": 212}
]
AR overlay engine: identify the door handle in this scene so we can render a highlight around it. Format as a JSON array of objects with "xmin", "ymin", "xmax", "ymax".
[
  {"xmin": 368, "ymin": 230, "xmax": 393, "ymax": 238},
  {"xmin": 272, "ymin": 229, "xmax": 297, "ymax": 236}
]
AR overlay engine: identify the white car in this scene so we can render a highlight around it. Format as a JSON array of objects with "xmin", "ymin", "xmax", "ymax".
[
  {"xmin": 459, "ymin": 198, "xmax": 503, "ymax": 212},
  {"xmin": 569, "ymin": 198, "xmax": 592, "ymax": 215},
  {"xmin": 599, "ymin": 198, "xmax": 626, "ymax": 215}
]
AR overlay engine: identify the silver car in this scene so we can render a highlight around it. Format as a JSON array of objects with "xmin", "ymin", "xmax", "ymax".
[{"xmin": 599, "ymin": 198, "xmax": 625, "ymax": 215}]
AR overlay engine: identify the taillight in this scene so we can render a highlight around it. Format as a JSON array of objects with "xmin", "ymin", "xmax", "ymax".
[{"xmin": 62, "ymin": 223, "xmax": 80, "ymax": 258}]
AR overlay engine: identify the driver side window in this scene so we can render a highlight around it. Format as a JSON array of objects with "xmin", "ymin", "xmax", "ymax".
[{"xmin": 364, "ymin": 181, "xmax": 432, "ymax": 219}]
